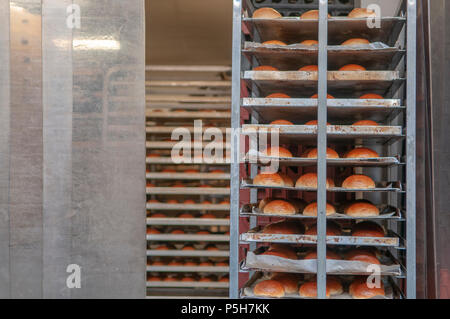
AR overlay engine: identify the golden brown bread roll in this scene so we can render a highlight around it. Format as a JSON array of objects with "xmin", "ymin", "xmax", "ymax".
[
  {"xmin": 253, "ymin": 7, "xmax": 282, "ymax": 19},
  {"xmin": 271, "ymin": 273, "xmax": 300, "ymax": 294},
  {"xmin": 345, "ymin": 248, "xmax": 380, "ymax": 264},
  {"xmin": 262, "ymin": 220, "xmax": 305, "ymax": 235},
  {"xmin": 299, "ymin": 278, "xmax": 343, "ymax": 298},
  {"xmin": 253, "ymin": 172, "xmax": 284, "ymax": 187},
  {"xmin": 359, "ymin": 93, "xmax": 383, "ymax": 99},
  {"xmin": 344, "ymin": 201, "xmax": 380, "ymax": 217},
  {"xmin": 295, "ymin": 173, "xmax": 335, "ymax": 188},
  {"xmin": 302, "ymin": 202, "xmax": 336, "ymax": 216},
  {"xmin": 263, "ymin": 40, "xmax": 287, "ymax": 46},
  {"xmin": 310, "ymin": 94, "xmax": 335, "ymax": 99},
  {"xmin": 305, "ymin": 221, "xmax": 342, "ymax": 236},
  {"xmin": 304, "ymin": 147, "xmax": 340, "ymax": 159},
  {"xmin": 254, "ymin": 65, "xmax": 279, "ymax": 71},
  {"xmin": 263, "ymin": 200, "xmax": 298, "ymax": 215},
  {"xmin": 268, "ymin": 244, "xmax": 298, "ymax": 258},
  {"xmin": 304, "ymin": 250, "xmax": 340, "ymax": 260},
  {"xmin": 299, "ymin": 65, "xmax": 318, "ymax": 71},
  {"xmin": 350, "ymin": 278, "xmax": 385, "ymax": 299},
  {"xmin": 352, "ymin": 221, "xmax": 385, "ymax": 237},
  {"xmin": 254, "ymin": 280, "xmax": 285, "ymax": 298},
  {"xmin": 353, "ymin": 120, "xmax": 379, "ymax": 126},
  {"xmin": 270, "ymin": 119, "xmax": 294, "ymax": 125},
  {"xmin": 300, "ymin": 10, "xmax": 331, "ymax": 20},
  {"xmin": 348, "ymin": 8, "xmax": 377, "ymax": 18},
  {"xmin": 264, "ymin": 146, "xmax": 293, "ymax": 158},
  {"xmin": 299, "ymin": 40, "xmax": 319, "ymax": 46},
  {"xmin": 341, "ymin": 38, "xmax": 371, "ymax": 46},
  {"xmin": 344, "ymin": 147, "xmax": 379, "ymax": 158},
  {"xmin": 342, "ymin": 174, "xmax": 376, "ymax": 189},
  {"xmin": 266, "ymin": 93, "xmax": 291, "ymax": 98},
  {"xmin": 339, "ymin": 64, "xmax": 367, "ymax": 71}
]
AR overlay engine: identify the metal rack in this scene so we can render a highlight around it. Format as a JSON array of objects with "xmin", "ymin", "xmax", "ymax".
[
  {"xmin": 146, "ymin": 65, "xmax": 231, "ymax": 298},
  {"xmin": 230, "ymin": 0, "xmax": 416, "ymax": 299}
]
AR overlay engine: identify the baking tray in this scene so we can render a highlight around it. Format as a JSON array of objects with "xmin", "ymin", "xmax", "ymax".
[
  {"xmin": 243, "ymin": 70, "xmax": 404, "ymax": 97},
  {"xmin": 146, "ymin": 202, "xmax": 230, "ymax": 211},
  {"xmin": 243, "ymin": 42, "xmax": 405, "ymax": 70},
  {"xmin": 147, "ymin": 249, "xmax": 229, "ymax": 257},
  {"xmin": 146, "ymin": 266, "xmax": 229, "ymax": 273},
  {"xmin": 147, "ymin": 234, "xmax": 230, "ymax": 242},
  {"xmin": 146, "ymin": 172, "xmax": 230, "ymax": 180},
  {"xmin": 240, "ymin": 204, "xmax": 403, "ymax": 221},
  {"xmin": 241, "ymin": 179, "xmax": 403, "ymax": 193},
  {"xmin": 241, "ymin": 97, "xmax": 404, "ymax": 122},
  {"xmin": 147, "ymin": 218, "xmax": 230, "ymax": 226},
  {"xmin": 146, "ymin": 281, "xmax": 229, "ymax": 289},
  {"xmin": 243, "ymin": 17, "xmax": 406, "ymax": 46},
  {"xmin": 146, "ymin": 187, "xmax": 230, "ymax": 196},
  {"xmin": 240, "ymin": 227, "xmax": 400, "ymax": 247}
]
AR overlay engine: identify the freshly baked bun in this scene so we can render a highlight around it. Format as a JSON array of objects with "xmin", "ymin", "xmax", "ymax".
[
  {"xmin": 254, "ymin": 65, "xmax": 279, "ymax": 71},
  {"xmin": 149, "ymin": 213, "xmax": 166, "ymax": 218},
  {"xmin": 351, "ymin": 278, "xmax": 385, "ymax": 299},
  {"xmin": 302, "ymin": 202, "xmax": 336, "ymax": 216},
  {"xmin": 304, "ymin": 120, "xmax": 331, "ymax": 125},
  {"xmin": 295, "ymin": 173, "xmax": 335, "ymax": 188},
  {"xmin": 270, "ymin": 119, "xmax": 294, "ymax": 125},
  {"xmin": 299, "ymin": 65, "xmax": 318, "ymax": 71},
  {"xmin": 300, "ymin": 10, "xmax": 331, "ymax": 20},
  {"xmin": 262, "ymin": 249, "xmax": 298, "ymax": 260},
  {"xmin": 359, "ymin": 93, "xmax": 383, "ymax": 99},
  {"xmin": 266, "ymin": 93, "xmax": 291, "ymax": 98},
  {"xmin": 344, "ymin": 201, "xmax": 380, "ymax": 217},
  {"xmin": 352, "ymin": 221, "xmax": 385, "ymax": 237},
  {"xmin": 271, "ymin": 273, "xmax": 300, "ymax": 294},
  {"xmin": 348, "ymin": 8, "xmax": 377, "ymax": 18},
  {"xmin": 279, "ymin": 173, "xmax": 294, "ymax": 187},
  {"xmin": 299, "ymin": 278, "xmax": 342, "ymax": 298},
  {"xmin": 147, "ymin": 228, "xmax": 160, "ymax": 234},
  {"xmin": 170, "ymin": 229, "xmax": 185, "ymax": 234},
  {"xmin": 342, "ymin": 174, "xmax": 376, "ymax": 189},
  {"xmin": 253, "ymin": 7, "xmax": 282, "ymax": 19},
  {"xmin": 263, "ymin": 200, "xmax": 298, "ymax": 215},
  {"xmin": 339, "ymin": 64, "xmax": 367, "ymax": 71},
  {"xmin": 310, "ymin": 94, "xmax": 335, "ymax": 99},
  {"xmin": 253, "ymin": 172, "xmax": 284, "ymax": 187},
  {"xmin": 353, "ymin": 120, "xmax": 379, "ymax": 126},
  {"xmin": 263, "ymin": 40, "xmax": 287, "ymax": 46},
  {"xmin": 305, "ymin": 221, "xmax": 342, "ymax": 236},
  {"xmin": 262, "ymin": 220, "xmax": 305, "ymax": 235},
  {"xmin": 345, "ymin": 147, "xmax": 379, "ymax": 158},
  {"xmin": 178, "ymin": 213, "xmax": 194, "ymax": 218},
  {"xmin": 254, "ymin": 280, "xmax": 285, "ymax": 298},
  {"xmin": 258, "ymin": 197, "xmax": 274, "ymax": 210},
  {"xmin": 264, "ymin": 146, "xmax": 293, "ymax": 158},
  {"xmin": 304, "ymin": 147, "xmax": 340, "ymax": 159},
  {"xmin": 268, "ymin": 244, "xmax": 298, "ymax": 257},
  {"xmin": 345, "ymin": 248, "xmax": 380, "ymax": 264},
  {"xmin": 341, "ymin": 38, "xmax": 371, "ymax": 46},
  {"xmin": 201, "ymin": 213, "xmax": 216, "ymax": 219},
  {"xmin": 300, "ymin": 40, "xmax": 319, "ymax": 46},
  {"xmin": 304, "ymin": 250, "xmax": 340, "ymax": 260}
]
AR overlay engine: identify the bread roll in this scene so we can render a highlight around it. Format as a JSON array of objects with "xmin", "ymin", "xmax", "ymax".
[
  {"xmin": 178, "ymin": 213, "xmax": 194, "ymax": 218},
  {"xmin": 359, "ymin": 93, "xmax": 383, "ymax": 99},
  {"xmin": 295, "ymin": 173, "xmax": 335, "ymax": 188},
  {"xmin": 345, "ymin": 248, "xmax": 380, "ymax": 264},
  {"xmin": 341, "ymin": 38, "xmax": 370, "ymax": 46},
  {"xmin": 300, "ymin": 10, "xmax": 331, "ymax": 20},
  {"xmin": 352, "ymin": 221, "xmax": 385, "ymax": 237},
  {"xmin": 299, "ymin": 65, "xmax": 318, "ymax": 71},
  {"xmin": 342, "ymin": 174, "xmax": 376, "ymax": 189},
  {"xmin": 254, "ymin": 280, "xmax": 285, "ymax": 298},
  {"xmin": 310, "ymin": 94, "xmax": 335, "ymax": 99},
  {"xmin": 299, "ymin": 278, "xmax": 342, "ymax": 298},
  {"xmin": 270, "ymin": 119, "xmax": 294, "ymax": 125},
  {"xmin": 304, "ymin": 119, "xmax": 331, "ymax": 125},
  {"xmin": 279, "ymin": 173, "xmax": 294, "ymax": 187},
  {"xmin": 271, "ymin": 273, "xmax": 300, "ymax": 294},
  {"xmin": 258, "ymin": 197, "xmax": 274, "ymax": 210},
  {"xmin": 304, "ymin": 147, "xmax": 340, "ymax": 159},
  {"xmin": 263, "ymin": 40, "xmax": 287, "ymax": 46},
  {"xmin": 303, "ymin": 202, "xmax": 336, "ymax": 216},
  {"xmin": 263, "ymin": 200, "xmax": 298, "ymax": 215},
  {"xmin": 339, "ymin": 64, "xmax": 367, "ymax": 71},
  {"xmin": 345, "ymin": 147, "xmax": 379, "ymax": 158},
  {"xmin": 147, "ymin": 228, "xmax": 160, "ymax": 235},
  {"xmin": 254, "ymin": 65, "xmax": 279, "ymax": 71},
  {"xmin": 304, "ymin": 250, "xmax": 340, "ymax": 260},
  {"xmin": 351, "ymin": 278, "xmax": 385, "ymax": 299},
  {"xmin": 268, "ymin": 244, "xmax": 297, "ymax": 258},
  {"xmin": 353, "ymin": 120, "xmax": 379, "ymax": 126},
  {"xmin": 253, "ymin": 7, "xmax": 282, "ymax": 19},
  {"xmin": 348, "ymin": 8, "xmax": 377, "ymax": 18},
  {"xmin": 344, "ymin": 201, "xmax": 380, "ymax": 217},
  {"xmin": 305, "ymin": 221, "xmax": 342, "ymax": 236},
  {"xmin": 266, "ymin": 93, "xmax": 291, "ymax": 98},
  {"xmin": 262, "ymin": 220, "xmax": 305, "ymax": 235},
  {"xmin": 253, "ymin": 172, "xmax": 284, "ymax": 187},
  {"xmin": 264, "ymin": 146, "xmax": 293, "ymax": 158},
  {"xmin": 299, "ymin": 40, "xmax": 319, "ymax": 46}
]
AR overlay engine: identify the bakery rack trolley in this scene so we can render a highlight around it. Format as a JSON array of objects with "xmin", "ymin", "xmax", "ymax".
[
  {"xmin": 145, "ymin": 65, "xmax": 232, "ymax": 299},
  {"xmin": 230, "ymin": 0, "xmax": 416, "ymax": 299}
]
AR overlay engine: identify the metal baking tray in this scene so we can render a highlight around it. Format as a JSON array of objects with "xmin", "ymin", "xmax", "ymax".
[
  {"xmin": 146, "ymin": 172, "xmax": 230, "ymax": 180},
  {"xmin": 241, "ymin": 179, "xmax": 404, "ymax": 193},
  {"xmin": 240, "ymin": 227, "xmax": 400, "ymax": 247},
  {"xmin": 242, "ymin": 98, "xmax": 404, "ymax": 122},
  {"xmin": 146, "ymin": 187, "xmax": 230, "ymax": 195},
  {"xmin": 240, "ymin": 204, "xmax": 403, "ymax": 221},
  {"xmin": 243, "ymin": 17, "xmax": 406, "ymax": 46},
  {"xmin": 147, "ymin": 234, "xmax": 230, "ymax": 242},
  {"xmin": 243, "ymin": 42, "xmax": 405, "ymax": 70},
  {"xmin": 146, "ymin": 266, "xmax": 229, "ymax": 273},
  {"xmin": 242, "ymin": 154, "xmax": 401, "ymax": 167},
  {"xmin": 147, "ymin": 218, "xmax": 230, "ymax": 226},
  {"xmin": 147, "ymin": 249, "xmax": 229, "ymax": 257},
  {"xmin": 146, "ymin": 281, "xmax": 229, "ymax": 289},
  {"xmin": 243, "ymin": 71, "xmax": 404, "ymax": 97},
  {"xmin": 146, "ymin": 202, "xmax": 230, "ymax": 211}
]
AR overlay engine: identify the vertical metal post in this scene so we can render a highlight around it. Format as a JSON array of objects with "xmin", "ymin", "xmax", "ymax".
[
  {"xmin": 230, "ymin": 0, "xmax": 242, "ymax": 299},
  {"xmin": 316, "ymin": 0, "xmax": 328, "ymax": 300},
  {"xmin": 406, "ymin": 0, "xmax": 417, "ymax": 299}
]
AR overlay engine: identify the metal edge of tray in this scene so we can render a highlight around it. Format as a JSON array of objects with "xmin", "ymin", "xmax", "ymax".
[
  {"xmin": 146, "ymin": 203, "xmax": 230, "ymax": 211},
  {"xmin": 147, "ymin": 250, "xmax": 230, "ymax": 257},
  {"xmin": 147, "ymin": 234, "xmax": 230, "ymax": 242},
  {"xmin": 146, "ymin": 187, "xmax": 230, "ymax": 195},
  {"xmin": 146, "ymin": 281, "xmax": 229, "ymax": 289},
  {"xmin": 147, "ymin": 218, "xmax": 230, "ymax": 226},
  {"xmin": 146, "ymin": 172, "xmax": 230, "ymax": 180},
  {"xmin": 146, "ymin": 266, "xmax": 229, "ymax": 273}
]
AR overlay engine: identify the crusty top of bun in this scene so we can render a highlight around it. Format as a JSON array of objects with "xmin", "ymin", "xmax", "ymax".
[
  {"xmin": 304, "ymin": 250, "xmax": 340, "ymax": 260},
  {"xmin": 262, "ymin": 249, "xmax": 298, "ymax": 260},
  {"xmin": 305, "ymin": 147, "xmax": 340, "ymax": 159},
  {"xmin": 264, "ymin": 146, "xmax": 293, "ymax": 158},
  {"xmin": 305, "ymin": 221, "xmax": 342, "ymax": 236},
  {"xmin": 339, "ymin": 64, "xmax": 367, "ymax": 71},
  {"xmin": 345, "ymin": 201, "xmax": 380, "ymax": 217},
  {"xmin": 295, "ymin": 173, "xmax": 335, "ymax": 188},
  {"xmin": 304, "ymin": 119, "xmax": 331, "ymax": 125},
  {"xmin": 346, "ymin": 249, "xmax": 380, "ymax": 264},
  {"xmin": 345, "ymin": 147, "xmax": 379, "ymax": 158},
  {"xmin": 341, "ymin": 38, "xmax": 371, "ymax": 46},
  {"xmin": 299, "ymin": 278, "xmax": 342, "ymax": 298},
  {"xmin": 266, "ymin": 93, "xmax": 291, "ymax": 98},
  {"xmin": 262, "ymin": 220, "xmax": 305, "ymax": 235},
  {"xmin": 268, "ymin": 243, "xmax": 297, "ymax": 256},
  {"xmin": 271, "ymin": 273, "xmax": 300, "ymax": 294},
  {"xmin": 352, "ymin": 221, "xmax": 385, "ymax": 237},
  {"xmin": 253, "ymin": 172, "xmax": 284, "ymax": 187},
  {"xmin": 300, "ymin": 40, "xmax": 319, "ymax": 46},
  {"xmin": 299, "ymin": 65, "xmax": 318, "ymax": 71},
  {"xmin": 351, "ymin": 279, "xmax": 385, "ymax": 299},
  {"xmin": 263, "ymin": 40, "xmax": 287, "ymax": 46},
  {"xmin": 342, "ymin": 174, "xmax": 376, "ymax": 189},
  {"xmin": 303, "ymin": 202, "xmax": 336, "ymax": 216},
  {"xmin": 263, "ymin": 200, "xmax": 298, "ymax": 215},
  {"xmin": 348, "ymin": 8, "xmax": 377, "ymax": 18},
  {"xmin": 300, "ymin": 10, "xmax": 331, "ymax": 20},
  {"xmin": 359, "ymin": 93, "xmax": 383, "ymax": 99},
  {"xmin": 270, "ymin": 119, "xmax": 294, "ymax": 125},
  {"xmin": 310, "ymin": 94, "xmax": 335, "ymax": 99},
  {"xmin": 353, "ymin": 120, "xmax": 379, "ymax": 126},
  {"xmin": 254, "ymin": 65, "xmax": 279, "ymax": 71},
  {"xmin": 254, "ymin": 280, "xmax": 285, "ymax": 298},
  {"xmin": 253, "ymin": 7, "xmax": 282, "ymax": 19},
  {"xmin": 279, "ymin": 173, "xmax": 294, "ymax": 187}
]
